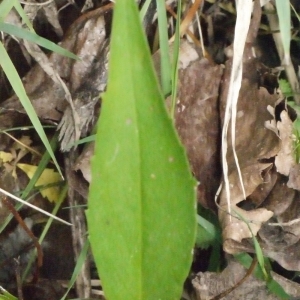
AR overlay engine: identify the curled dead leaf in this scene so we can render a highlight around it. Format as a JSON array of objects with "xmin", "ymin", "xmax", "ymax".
[
  {"xmin": 219, "ymin": 57, "xmax": 280, "ymax": 253},
  {"xmin": 275, "ymin": 110, "xmax": 295, "ymax": 176}
]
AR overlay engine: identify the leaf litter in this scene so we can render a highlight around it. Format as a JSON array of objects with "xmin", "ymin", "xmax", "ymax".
[{"xmin": 2, "ymin": 0, "xmax": 300, "ymax": 299}]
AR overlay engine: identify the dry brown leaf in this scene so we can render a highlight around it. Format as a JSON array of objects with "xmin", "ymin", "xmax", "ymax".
[
  {"xmin": 263, "ymin": 174, "xmax": 295, "ymax": 216},
  {"xmin": 1, "ymin": 6, "xmax": 111, "ymax": 123},
  {"xmin": 219, "ymin": 83, "xmax": 280, "ymax": 253},
  {"xmin": 42, "ymin": 2, "xmax": 63, "ymax": 37},
  {"xmin": 254, "ymin": 175, "xmax": 300, "ymax": 271},
  {"xmin": 153, "ymin": 40, "xmax": 223, "ymax": 210},
  {"xmin": 23, "ymin": 0, "xmax": 63, "ymax": 37},
  {"xmin": 175, "ymin": 55, "xmax": 223, "ymax": 210},
  {"xmin": 275, "ymin": 110, "xmax": 295, "ymax": 176},
  {"xmin": 218, "ymin": 45, "xmax": 281, "ymax": 253},
  {"xmin": 287, "ymin": 164, "xmax": 300, "ymax": 190},
  {"xmin": 192, "ymin": 258, "xmax": 300, "ymax": 300},
  {"xmin": 74, "ymin": 141, "xmax": 94, "ymax": 183}
]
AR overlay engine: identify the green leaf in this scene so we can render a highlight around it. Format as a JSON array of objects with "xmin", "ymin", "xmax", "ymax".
[
  {"xmin": 0, "ymin": 0, "xmax": 14, "ymax": 21},
  {"xmin": 196, "ymin": 214, "xmax": 221, "ymax": 249},
  {"xmin": 0, "ymin": 42, "xmax": 63, "ymax": 178},
  {"xmin": 86, "ymin": 0, "xmax": 196, "ymax": 299},
  {"xmin": 0, "ymin": 287, "xmax": 17, "ymax": 300},
  {"xmin": 0, "ymin": 23, "xmax": 78, "ymax": 59},
  {"xmin": 196, "ymin": 208, "xmax": 222, "ymax": 271},
  {"xmin": 12, "ymin": 0, "xmax": 34, "ymax": 31},
  {"xmin": 156, "ymin": 0, "xmax": 172, "ymax": 95},
  {"xmin": 279, "ymin": 78, "xmax": 293, "ymax": 97},
  {"xmin": 171, "ymin": 0, "xmax": 181, "ymax": 119},
  {"xmin": 266, "ymin": 278, "xmax": 290, "ymax": 300},
  {"xmin": 140, "ymin": 0, "xmax": 152, "ymax": 21},
  {"xmin": 233, "ymin": 209, "xmax": 268, "ymax": 279},
  {"xmin": 73, "ymin": 134, "xmax": 95, "ymax": 146},
  {"xmin": 0, "ymin": 0, "xmax": 34, "ymax": 31},
  {"xmin": 275, "ymin": 0, "xmax": 291, "ymax": 64}
]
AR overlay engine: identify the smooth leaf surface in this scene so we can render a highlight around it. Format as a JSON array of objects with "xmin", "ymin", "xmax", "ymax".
[{"xmin": 86, "ymin": 0, "xmax": 196, "ymax": 299}]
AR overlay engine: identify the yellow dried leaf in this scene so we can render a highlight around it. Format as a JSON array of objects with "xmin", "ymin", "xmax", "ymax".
[
  {"xmin": 0, "ymin": 151, "xmax": 14, "ymax": 163},
  {"xmin": 13, "ymin": 135, "xmax": 32, "ymax": 150},
  {"xmin": 17, "ymin": 163, "xmax": 62, "ymax": 203}
]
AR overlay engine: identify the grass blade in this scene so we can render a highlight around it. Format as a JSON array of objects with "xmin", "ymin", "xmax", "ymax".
[
  {"xmin": 275, "ymin": 0, "xmax": 291, "ymax": 64},
  {"xmin": 0, "ymin": 23, "xmax": 78, "ymax": 59},
  {"xmin": 0, "ymin": 0, "xmax": 14, "ymax": 20},
  {"xmin": 171, "ymin": 0, "xmax": 181, "ymax": 119},
  {"xmin": 60, "ymin": 239, "xmax": 90, "ymax": 300},
  {"xmin": 156, "ymin": 0, "xmax": 172, "ymax": 95},
  {"xmin": 0, "ymin": 42, "xmax": 63, "ymax": 178}
]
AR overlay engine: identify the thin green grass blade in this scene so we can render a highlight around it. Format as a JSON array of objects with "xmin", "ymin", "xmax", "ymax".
[
  {"xmin": 291, "ymin": 3, "xmax": 300, "ymax": 22},
  {"xmin": 140, "ymin": 0, "xmax": 152, "ymax": 21},
  {"xmin": 233, "ymin": 209, "xmax": 268, "ymax": 278},
  {"xmin": 156, "ymin": 0, "xmax": 172, "ymax": 95},
  {"xmin": 22, "ymin": 133, "xmax": 59, "ymax": 198},
  {"xmin": 60, "ymin": 239, "xmax": 90, "ymax": 300},
  {"xmin": 253, "ymin": 236, "xmax": 268, "ymax": 279},
  {"xmin": 275, "ymin": 0, "xmax": 291, "ymax": 64},
  {"xmin": 11, "ymin": 0, "xmax": 34, "ymax": 31},
  {"xmin": 0, "ymin": 23, "xmax": 78, "ymax": 59},
  {"xmin": 0, "ymin": 0, "xmax": 14, "ymax": 20},
  {"xmin": 196, "ymin": 214, "xmax": 221, "ymax": 249},
  {"xmin": 0, "ymin": 42, "xmax": 63, "ymax": 178},
  {"xmin": 86, "ymin": 0, "xmax": 196, "ymax": 299},
  {"xmin": 72, "ymin": 134, "xmax": 95, "ymax": 147},
  {"xmin": 0, "ymin": 287, "xmax": 17, "ymax": 300},
  {"xmin": 171, "ymin": 0, "xmax": 181, "ymax": 118}
]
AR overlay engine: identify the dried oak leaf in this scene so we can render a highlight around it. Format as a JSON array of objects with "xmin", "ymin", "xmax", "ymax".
[
  {"xmin": 175, "ymin": 52, "xmax": 223, "ymax": 210},
  {"xmin": 220, "ymin": 168, "xmax": 300, "ymax": 271},
  {"xmin": 74, "ymin": 141, "xmax": 95, "ymax": 183},
  {"xmin": 192, "ymin": 258, "xmax": 300, "ymax": 300},
  {"xmin": 1, "ymin": 7, "xmax": 109, "ymax": 122},
  {"xmin": 288, "ymin": 164, "xmax": 300, "ymax": 190},
  {"xmin": 219, "ymin": 61, "xmax": 280, "ymax": 254},
  {"xmin": 3, "ymin": 135, "xmax": 33, "ymax": 178},
  {"xmin": 256, "ymin": 178, "xmax": 300, "ymax": 271},
  {"xmin": 275, "ymin": 106, "xmax": 300, "ymax": 190},
  {"xmin": 263, "ymin": 174, "xmax": 295, "ymax": 216},
  {"xmin": 153, "ymin": 40, "xmax": 223, "ymax": 210},
  {"xmin": 274, "ymin": 110, "xmax": 296, "ymax": 176}
]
